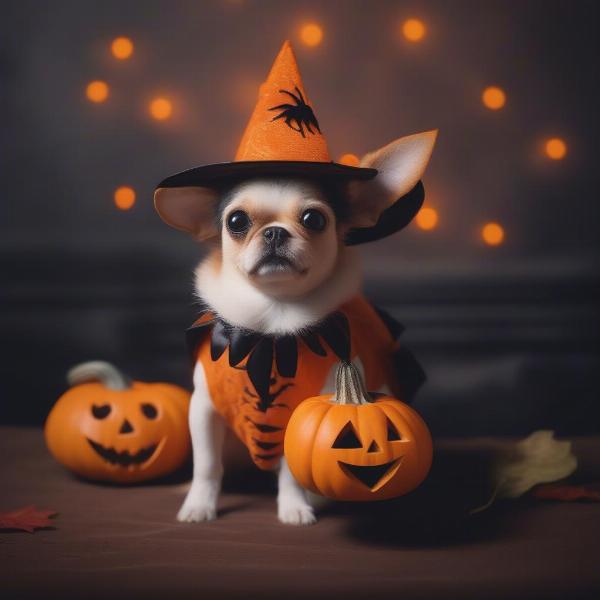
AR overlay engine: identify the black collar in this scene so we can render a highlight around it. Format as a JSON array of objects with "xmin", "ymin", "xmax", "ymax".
[
  {"xmin": 186, "ymin": 304, "xmax": 426, "ymax": 407},
  {"xmin": 186, "ymin": 311, "xmax": 351, "ymax": 412}
]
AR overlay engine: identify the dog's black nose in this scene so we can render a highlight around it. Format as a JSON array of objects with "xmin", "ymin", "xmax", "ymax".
[{"xmin": 263, "ymin": 226, "xmax": 290, "ymax": 246}]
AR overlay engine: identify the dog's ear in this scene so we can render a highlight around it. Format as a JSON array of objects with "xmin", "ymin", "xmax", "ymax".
[
  {"xmin": 154, "ymin": 186, "xmax": 220, "ymax": 241},
  {"xmin": 347, "ymin": 130, "xmax": 437, "ymax": 228}
]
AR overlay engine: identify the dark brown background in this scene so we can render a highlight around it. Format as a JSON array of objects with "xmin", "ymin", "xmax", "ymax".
[{"xmin": 1, "ymin": 0, "xmax": 599, "ymax": 434}]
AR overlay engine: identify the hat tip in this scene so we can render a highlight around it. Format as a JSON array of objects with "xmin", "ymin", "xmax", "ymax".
[{"xmin": 279, "ymin": 39, "xmax": 294, "ymax": 53}]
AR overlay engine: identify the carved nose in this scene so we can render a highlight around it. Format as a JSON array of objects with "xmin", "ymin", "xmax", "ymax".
[
  {"xmin": 263, "ymin": 226, "xmax": 290, "ymax": 246},
  {"xmin": 119, "ymin": 419, "xmax": 134, "ymax": 434},
  {"xmin": 367, "ymin": 440, "xmax": 380, "ymax": 453}
]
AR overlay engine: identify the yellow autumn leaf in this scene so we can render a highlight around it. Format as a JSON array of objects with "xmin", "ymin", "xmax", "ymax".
[
  {"xmin": 471, "ymin": 430, "xmax": 578, "ymax": 514},
  {"xmin": 496, "ymin": 430, "xmax": 577, "ymax": 498}
]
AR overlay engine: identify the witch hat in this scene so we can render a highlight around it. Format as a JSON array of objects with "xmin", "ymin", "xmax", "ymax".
[{"xmin": 156, "ymin": 41, "xmax": 426, "ymax": 244}]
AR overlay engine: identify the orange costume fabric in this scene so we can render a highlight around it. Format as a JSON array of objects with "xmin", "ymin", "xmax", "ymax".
[{"xmin": 188, "ymin": 296, "xmax": 413, "ymax": 471}]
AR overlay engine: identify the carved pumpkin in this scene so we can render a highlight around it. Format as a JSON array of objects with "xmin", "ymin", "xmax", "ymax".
[
  {"xmin": 284, "ymin": 362, "xmax": 432, "ymax": 501},
  {"xmin": 45, "ymin": 362, "xmax": 191, "ymax": 483}
]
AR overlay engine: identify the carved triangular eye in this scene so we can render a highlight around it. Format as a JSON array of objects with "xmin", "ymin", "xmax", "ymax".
[
  {"xmin": 332, "ymin": 421, "xmax": 362, "ymax": 448},
  {"xmin": 386, "ymin": 418, "xmax": 402, "ymax": 441}
]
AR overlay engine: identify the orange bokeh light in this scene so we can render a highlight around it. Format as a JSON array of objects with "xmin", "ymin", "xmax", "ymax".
[
  {"xmin": 300, "ymin": 23, "xmax": 323, "ymax": 47},
  {"xmin": 111, "ymin": 37, "xmax": 134, "ymax": 60},
  {"xmin": 482, "ymin": 222, "xmax": 505, "ymax": 246},
  {"xmin": 402, "ymin": 18, "xmax": 426, "ymax": 42},
  {"xmin": 114, "ymin": 186, "xmax": 136, "ymax": 210},
  {"xmin": 415, "ymin": 207, "xmax": 438, "ymax": 230},
  {"xmin": 149, "ymin": 97, "xmax": 173, "ymax": 121},
  {"xmin": 86, "ymin": 80, "xmax": 109, "ymax": 103},
  {"xmin": 482, "ymin": 86, "xmax": 506, "ymax": 110},
  {"xmin": 544, "ymin": 137, "xmax": 567, "ymax": 160},
  {"xmin": 338, "ymin": 153, "xmax": 360, "ymax": 167}
]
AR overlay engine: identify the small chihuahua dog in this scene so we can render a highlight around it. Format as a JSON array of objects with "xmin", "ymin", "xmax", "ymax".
[{"xmin": 155, "ymin": 130, "xmax": 437, "ymax": 525}]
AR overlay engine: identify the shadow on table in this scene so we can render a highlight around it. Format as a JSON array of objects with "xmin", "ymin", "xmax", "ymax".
[
  {"xmin": 218, "ymin": 441, "xmax": 513, "ymax": 548},
  {"xmin": 328, "ymin": 445, "xmax": 513, "ymax": 548},
  {"xmin": 222, "ymin": 466, "xmax": 278, "ymax": 495}
]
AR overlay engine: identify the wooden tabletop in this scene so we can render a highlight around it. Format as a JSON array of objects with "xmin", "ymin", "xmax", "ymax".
[{"xmin": 1, "ymin": 427, "xmax": 599, "ymax": 600}]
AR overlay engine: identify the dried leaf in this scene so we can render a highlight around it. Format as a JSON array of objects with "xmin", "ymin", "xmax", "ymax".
[
  {"xmin": 532, "ymin": 483, "xmax": 600, "ymax": 502},
  {"xmin": 495, "ymin": 430, "xmax": 577, "ymax": 498},
  {"xmin": 0, "ymin": 506, "xmax": 57, "ymax": 533},
  {"xmin": 470, "ymin": 430, "xmax": 577, "ymax": 514}
]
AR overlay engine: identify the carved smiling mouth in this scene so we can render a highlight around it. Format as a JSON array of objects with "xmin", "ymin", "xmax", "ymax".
[
  {"xmin": 87, "ymin": 438, "xmax": 159, "ymax": 468},
  {"xmin": 338, "ymin": 458, "xmax": 402, "ymax": 490}
]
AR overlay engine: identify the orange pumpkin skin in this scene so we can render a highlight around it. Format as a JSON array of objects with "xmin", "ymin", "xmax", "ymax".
[
  {"xmin": 284, "ymin": 381, "xmax": 432, "ymax": 501},
  {"xmin": 45, "ymin": 371, "xmax": 191, "ymax": 484}
]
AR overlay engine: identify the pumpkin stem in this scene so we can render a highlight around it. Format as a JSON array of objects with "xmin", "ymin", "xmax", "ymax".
[
  {"xmin": 67, "ymin": 361, "xmax": 131, "ymax": 391},
  {"xmin": 333, "ymin": 361, "xmax": 372, "ymax": 405}
]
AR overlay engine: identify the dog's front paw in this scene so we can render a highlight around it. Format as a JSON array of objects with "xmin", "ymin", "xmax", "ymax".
[
  {"xmin": 278, "ymin": 500, "xmax": 317, "ymax": 526},
  {"xmin": 177, "ymin": 499, "xmax": 217, "ymax": 523},
  {"xmin": 177, "ymin": 478, "xmax": 220, "ymax": 523}
]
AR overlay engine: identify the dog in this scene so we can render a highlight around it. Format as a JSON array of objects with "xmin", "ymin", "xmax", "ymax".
[{"xmin": 154, "ymin": 129, "xmax": 437, "ymax": 525}]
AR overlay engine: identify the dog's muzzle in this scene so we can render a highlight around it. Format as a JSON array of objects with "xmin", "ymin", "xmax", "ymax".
[{"xmin": 250, "ymin": 251, "xmax": 300, "ymax": 276}]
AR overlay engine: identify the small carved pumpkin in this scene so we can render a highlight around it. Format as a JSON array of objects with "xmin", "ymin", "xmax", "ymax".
[
  {"xmin": 45, "ymin": 362, "xmax": 191, "ymax": 483},
  {"xmin": 284, "ymin": 362, "xmax": 432, "ymax": 501}
]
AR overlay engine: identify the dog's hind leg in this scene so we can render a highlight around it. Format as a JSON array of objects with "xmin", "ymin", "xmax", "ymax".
[{"xmin": 177, "ymin": 362, "xmax": 225, "ymax": 522}]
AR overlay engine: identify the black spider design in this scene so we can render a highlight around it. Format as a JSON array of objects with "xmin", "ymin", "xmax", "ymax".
[{"xmin": 268, "ymin": 86, "xmax": 321, "ymax": 138}]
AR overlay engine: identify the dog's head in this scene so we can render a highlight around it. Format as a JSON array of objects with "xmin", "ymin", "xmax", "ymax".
[{"xmin": 155, "ymin": 130, "xmax": 437, "ymax": 299}]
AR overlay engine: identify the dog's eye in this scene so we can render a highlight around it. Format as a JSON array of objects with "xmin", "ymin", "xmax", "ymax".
[
  {"xmin": 226, "ymin": 210, "xmax": 251, "ymax": 235},
  {"xmin": 91, "ymin": 404, "xmax": 111, "ymax": 419},
  {"xmin": 301, "ymin": 209, "xmax": 326, "ymax": 232}
]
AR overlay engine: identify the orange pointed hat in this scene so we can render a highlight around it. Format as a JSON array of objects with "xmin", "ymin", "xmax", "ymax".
[
  {"xmin": 157, "ymin": 41, "xmax": 377, "ymax": 187},
  {"xmin": 235, "ymin": 40, "xmax": 332, "ymax": 163}
]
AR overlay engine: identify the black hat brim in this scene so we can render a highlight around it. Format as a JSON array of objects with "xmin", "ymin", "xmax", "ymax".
[
  {"xmin": 345, "ymin": 181, "xmax": 424, "ymax": 245},
  {"xmin": 156, "ymin": 161, "xmax": 423, "ymax": 245},
  {"xmin": 156, "ymin": 160, "xmax": 377, "ymax": 188}
]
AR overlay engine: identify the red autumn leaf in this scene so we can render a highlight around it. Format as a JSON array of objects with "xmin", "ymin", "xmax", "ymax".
[
  {"xmin": 0, "ymin": 506, "xmax": 58, "ymax": 533},
  {"xmin": 532, "ymin": 484, "xmax": 600, "ymax": 502}
]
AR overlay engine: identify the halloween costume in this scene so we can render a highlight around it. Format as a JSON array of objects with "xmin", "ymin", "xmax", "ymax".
[
  {"xmin": 156, "ymin": 41, "xmax": 428, "ymax": 470},
  {"xmin": 187, "ymin": 296, "xmax": 424, "ymax": 470}
]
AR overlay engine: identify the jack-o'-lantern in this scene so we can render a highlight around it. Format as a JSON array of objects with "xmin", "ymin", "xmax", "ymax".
[
  {"xmin": 45, "ymin": 361, "xmax": 191, "ymax": 483},
  {"xmin": 284, "ymin": 362, "xmax": 432, "ymax": 501}
]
